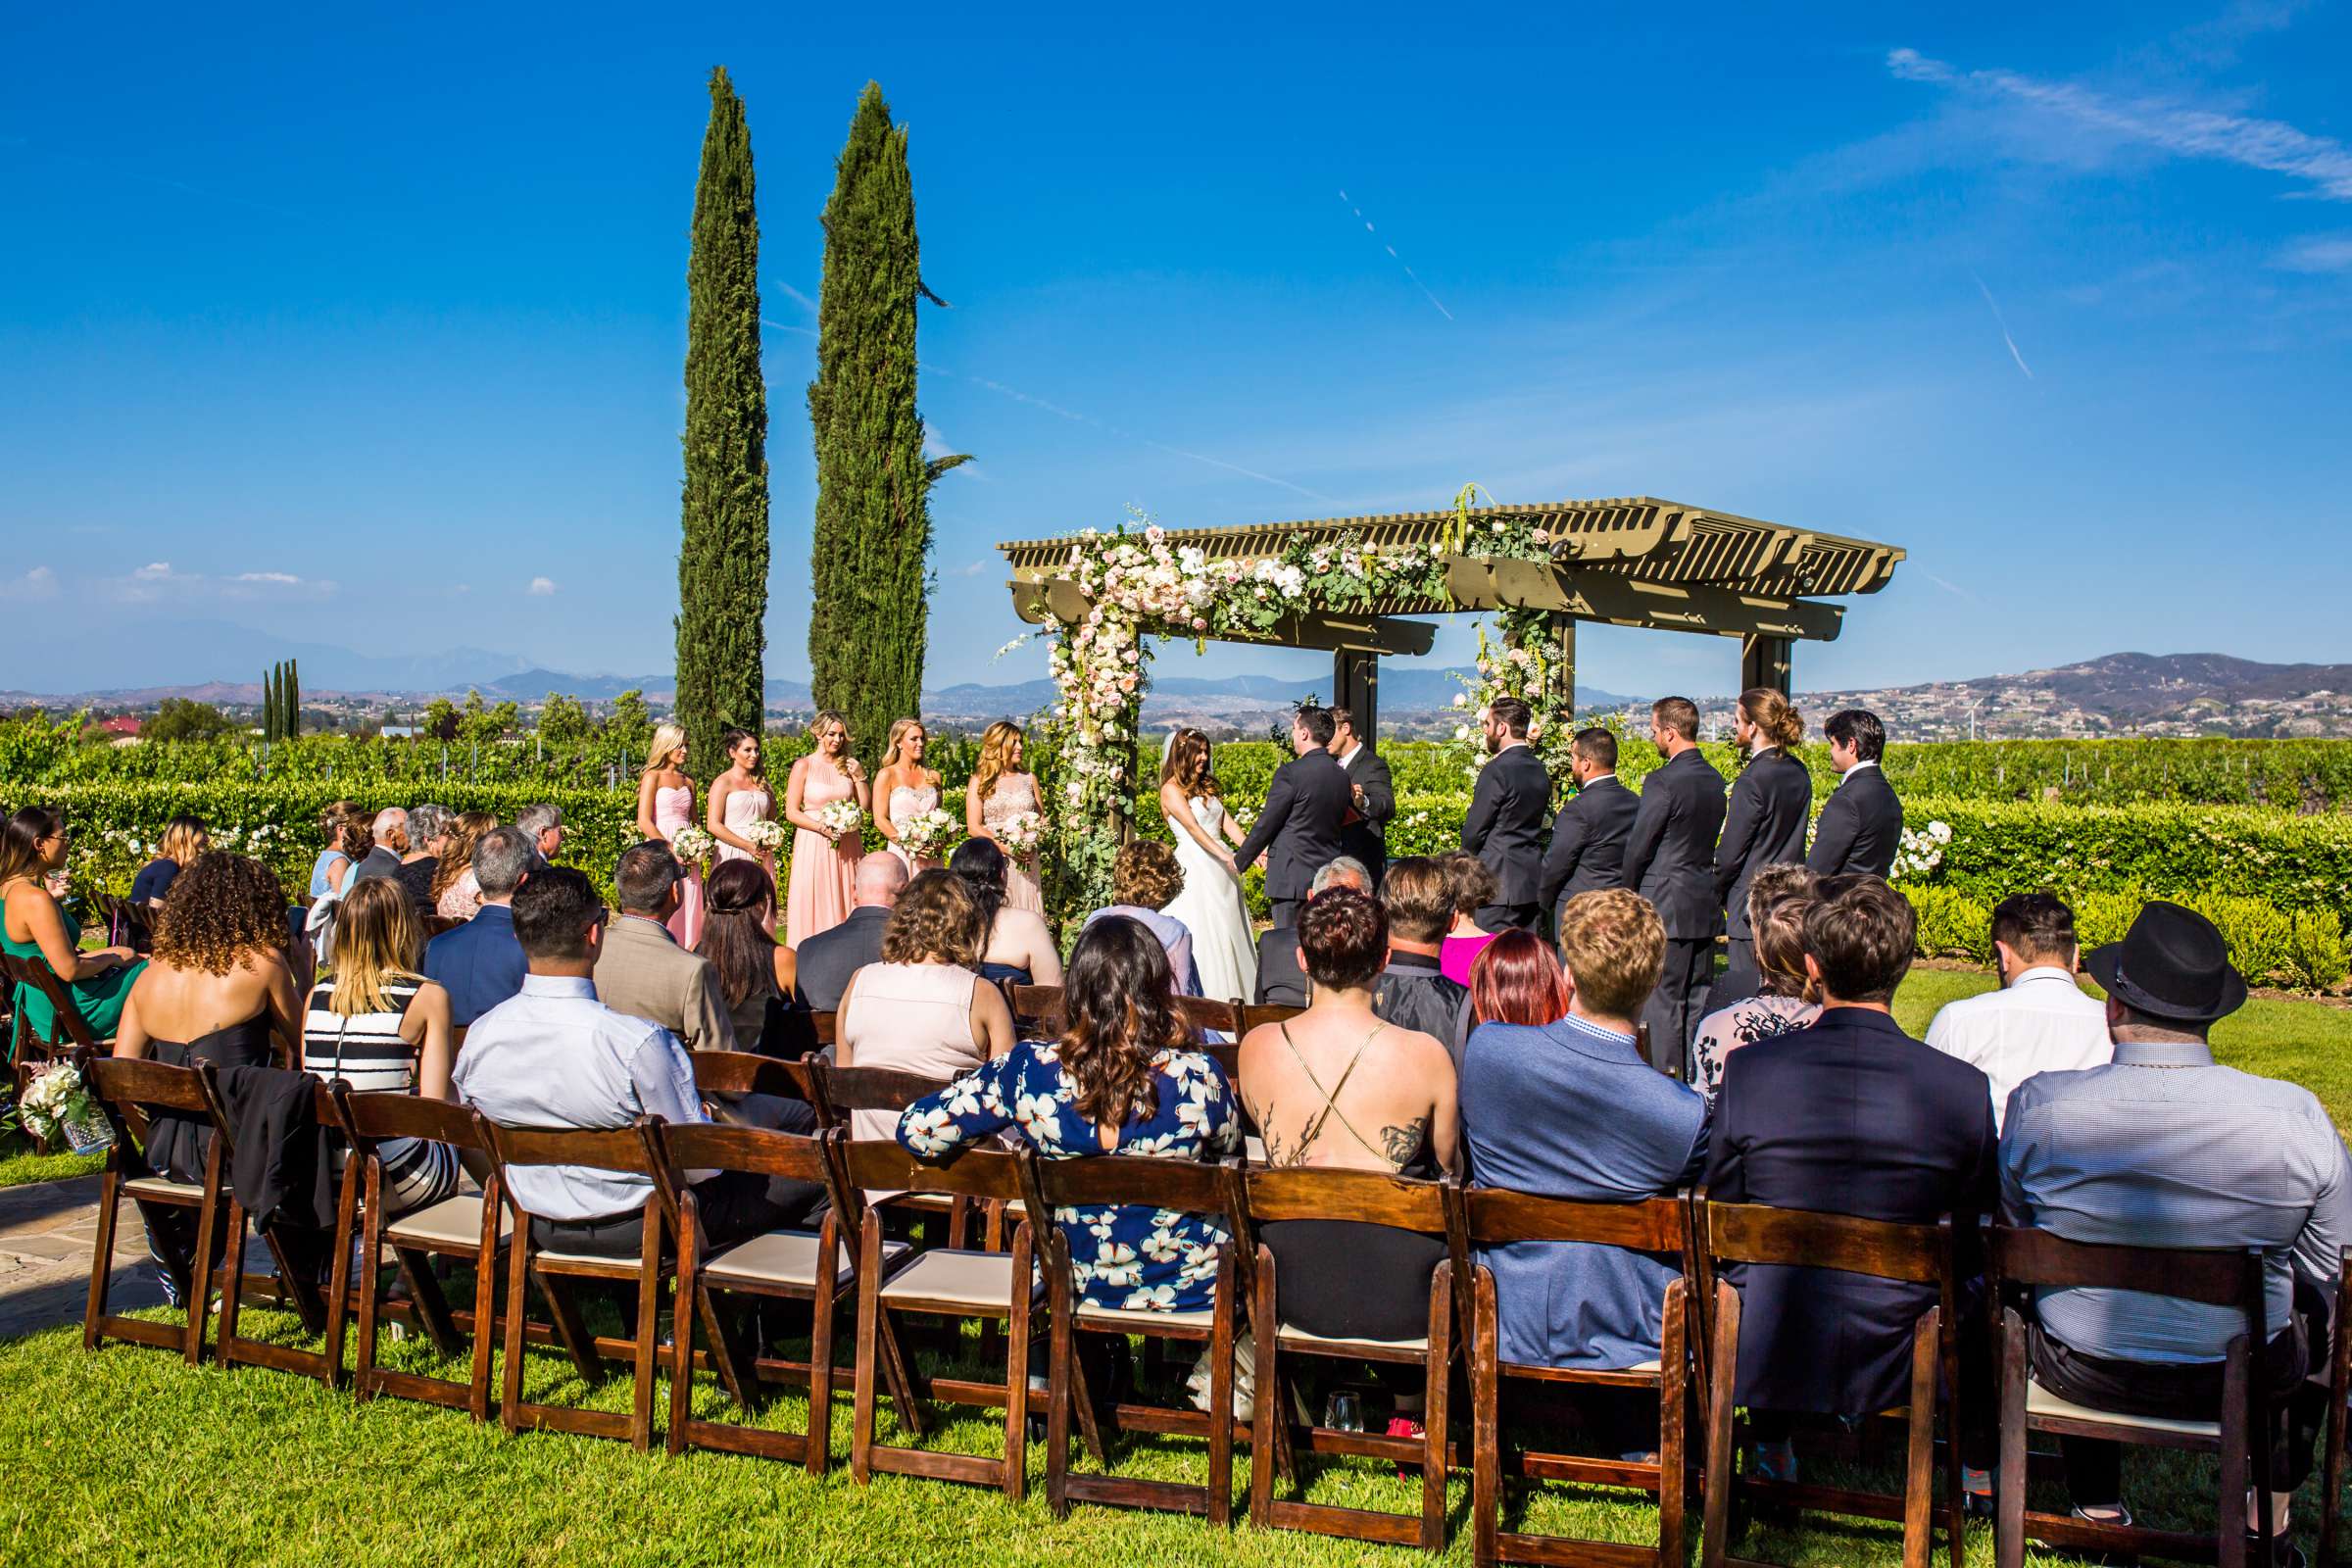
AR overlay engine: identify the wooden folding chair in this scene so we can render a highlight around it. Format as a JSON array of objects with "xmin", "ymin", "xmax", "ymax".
[
  {"xmin": 813, "ymin": 1064, "xmax": 969, "ymax": 1249},
  {"xmin": 5, "ymin": 953, "xmax": 104, "ymax": 1139},
  {"xmin": 646, "ymin": 1119, "xmax": 918, "ymax": 1474},
  {"xmin": 1239, "ymin": 1165, "xmax": 1469, "ymax": 1551},
  {"xmin": 840, "ymin": 1137, "xmax": 1049, "ymax": 1499},
  {"xmin": 1175, "ymin": 997, "xmax": 1239, "ymax": 1038},
  {"xmin": 323, "ymin": 1084, "xmax": 505, "ymax": 1418},
  {"xmin": 1235, "ymin": 1002, "xmax": 1302, "ymax": 1038},
  {"xmin": 202, "ymin": 1064, "xmax": 344, "ymax": 1387},
  {"xmin": 82, "ymin": 1054, "xmax": 228, "ymax": 1364},
  {"xmin": 1008, "ymin": 982, "xmax": 1062, "ymax": 1032},
  {"xmin": 1987, "ymin": 1226, "xmax": 2275, "ymax": 1568},
  {"xmin": 2322, "ymin": 1248, "xmax": 2351, "ymax": 1563},
  {"xmin": 1032, "ymin": 1152, "xmax": 1247, "ymax": 1525},
  {"xmin": 477, "ymin": 1114, "xmax": 672, "ymax": 1449},
  {"xmin": 1467, "ymin": 1190, "xmax": 1693, "ymax": 1567},
  {"xmin": 1697, "ymin": 1200, "xmax": 1966, "ymax": 1568}
]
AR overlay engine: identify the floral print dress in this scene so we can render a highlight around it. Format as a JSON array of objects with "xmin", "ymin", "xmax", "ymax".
[{"xmin": 898, "ymin": 1040, "xmax": 1241, "ymax": 1313}]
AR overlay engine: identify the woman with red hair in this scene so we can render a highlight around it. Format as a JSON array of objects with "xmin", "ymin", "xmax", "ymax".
[{"xmin": 1469, "ymin": 928, "xmax": 1572, "ymax": 1028}]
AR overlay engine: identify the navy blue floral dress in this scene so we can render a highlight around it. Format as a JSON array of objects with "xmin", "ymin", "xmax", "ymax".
[{"xmin": 897, "ymin": 1040, "xmax": 1241, "ymax": 1313}]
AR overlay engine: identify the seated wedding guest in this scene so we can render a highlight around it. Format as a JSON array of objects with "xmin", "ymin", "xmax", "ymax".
[
  {"xmin": 394, "ymin": 803, "xmax": 453, "ymax": 917},
  {"xmin": 1373, "ymin": 855, "xmax": 1472, "ymax": 1051},
  {"xmin": 1239, "ymin": 888, "xmax": 1458, "ymax": 1438},
  {"xmin": 594, "ymin": 841, "xmax": 735, "ymax": 1054},
  {"xmin": 300, "ymin": 877, "xmax": 458, "ymax": 1218},
  {"xmin": 837, "ymin": 868, "xmax": 1017, "ymax": 1143},
  {"xmin": 431, "ymin": 809, "xmax": 498, "ymax": 920},
  {"xmin": 793, "ymin": 852, "xmax": 904, "ymax": 1012},
  {"xmin": 516, "ymin": 802, "xmax": 564, "ymax": 865},
  {"xmin": 1252, "ymin": 857, "xmax": 1367, "ymax": 1007},
  {"xmin": 1705, "ymin": 875, "xmax": 1996, "ymax": 1491},
  {"xmin": 113, "ymin": 851, "xmax": 301, "ymax": 1299},
  {"xmin": 1, "ymin": 807, "xmax": 142, "ymax": 1053},
  {"xmin": 1461, "ymin": 888, "xmax": 1704, "ymax": 1375},
  {"xmin": 348, "ymin": 808, "xmax": 408, "ymax": 887},
  {"xmin": 1468, "ymin": 927, "xmax": 1571, "ymax": 1029},
  {"xmin": 1690, "ymin": 865, "xmax": 1822, "ymax": 1103},
  {"xmin": 951, "ymin": 837, "xmax": 1061, "ymax": 988},
  {"xmin": 697, "ymin": 859, "xmax": 800, "ymax": 1050},
  {"xmin": 2003, "ymin": 902, "xmax": 2350, "ymax": 1544},
  {"xmin": 1928, "ymin": 892, "xmax": 2109, "ymax": 1132},
  {"xmin": 1438, "ymin": 850, "xmax": 1504, "ymax": 987},
  {"xmin": 309, "ymin": 799, "xmax": 369, "ymax": 901},
  {"xmin": 456, "ymin": 869, "xmax": 816, "ymax": 1255},
  {"xmin": 900, "ymin": 915, "xmax": 1241, "ymax": 1313},
  {"xmin": 1084, "ymin": 840, "xmax": 1200, "ymax": 995},
  {"xmin": 424, "ymin": 825, "xmax": 533, "ymax": 1027},
  {"xmin": 131, "ymin": 813, "xmax": 208, "ymax": 910}
]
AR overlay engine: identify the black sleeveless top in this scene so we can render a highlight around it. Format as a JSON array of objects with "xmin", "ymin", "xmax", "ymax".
[{"xmin": 143, "ymin": 1011, "xmax": 276, "ymax": 1184}]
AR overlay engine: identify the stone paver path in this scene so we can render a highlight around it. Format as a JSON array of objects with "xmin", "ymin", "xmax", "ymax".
[{"xmin": 0, "ymin": 1176, "xmax": 270, "ymax": 1340}]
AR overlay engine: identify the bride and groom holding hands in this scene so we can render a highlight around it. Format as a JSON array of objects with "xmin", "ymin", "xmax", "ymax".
[{"xmin": 1157, "ymin": 704, "xmax": 1393, "ymax": 1001}]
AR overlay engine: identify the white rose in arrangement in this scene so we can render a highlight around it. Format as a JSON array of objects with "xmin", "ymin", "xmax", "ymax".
[
  {"xmin": 994, "ymin": 810, "xmax": 1048, "ymax": 857},
  {"xmin": 811, "ymin": 802, "xmax": 860, "ymax": 843},
  {"xmin": 897, "ymin": 808, "xmax": 958, "ymax": 858},
  {"xmin": 667, "ymin": 825, "xmax": 714, "ymax": 864},
  {"xmin": 745, "ymin": 818, "xmax": 791, "ymax": 854}
]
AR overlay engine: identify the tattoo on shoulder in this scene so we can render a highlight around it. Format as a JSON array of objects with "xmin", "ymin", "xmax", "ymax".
[{"xmin": 1380, "ymin": 1117, "xmax": 1428, "ymax": 1169}]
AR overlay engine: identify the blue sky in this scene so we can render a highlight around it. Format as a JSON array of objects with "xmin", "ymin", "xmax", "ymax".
[{"xmin": 4, "ymin": 2, "xmax": 2348, "ymax": 700}]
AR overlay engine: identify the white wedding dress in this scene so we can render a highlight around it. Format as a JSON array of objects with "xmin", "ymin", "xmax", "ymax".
[{"xmin": 1163, "ymin": 795, "xmax": 1258, "ymax": 1004}]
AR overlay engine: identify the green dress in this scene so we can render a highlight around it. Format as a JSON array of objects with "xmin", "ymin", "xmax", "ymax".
[{"xmin": 3, "ymin": 893, "xmax": 143, "ymax": 1057}]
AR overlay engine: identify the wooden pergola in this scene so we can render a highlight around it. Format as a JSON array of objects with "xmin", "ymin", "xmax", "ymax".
[{"xmin": 998, "ymin": 497, "xmax": 1904, "ymax": 736}]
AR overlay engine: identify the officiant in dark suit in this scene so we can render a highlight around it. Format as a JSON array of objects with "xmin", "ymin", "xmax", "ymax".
[
  {"xmin": 1807, "ymin": 709, "xmax": 1903, "ymax": 879},
  {"xmin": 1538, "ymin": 726, "xmax": 1639, "ymax": 927},
  {"xmin": 1622, "ymin": 696, "xmax": 1727, "ymax": 1074},
  {"xmin": 1715, "ymin": 688, "xmax": 1814, "ymax": 990},
  {"xmin": 1235, "ymin": 706, "xmax": 1354, "ymax": 929},
  {"xmin": 1327, "ymin": 704, "xmax": 1394, "ymax": 883},
  {"xmin": 1459, "ymin": 696, "xmax": 1551, "ymax": 932}
]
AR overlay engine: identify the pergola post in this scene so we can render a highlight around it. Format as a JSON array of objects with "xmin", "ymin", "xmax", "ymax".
[
  {"xmin": 1549, "ymin": 613, "xmax": 1578, "ymax": 717},
  {"xmin": 1332, "ymin": 648, "xmax": 1379, "ymax": 741},
  {"xmin": 1740, "ymin": 632, "xmax": 1793, "ymax": 697}
]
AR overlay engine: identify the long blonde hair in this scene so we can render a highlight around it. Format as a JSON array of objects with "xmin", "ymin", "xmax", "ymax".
[
  {"xmin": 159, "ymin": 813, "xmax": 211, "ymax": 867},
  {"xmin": 326, "ymin": 878, "xmax": 425, "ymax": 1017},
  {"xmin": 641, "ymin": 722, "xmax": 687, "ymax": 777},
  {"xmin": 808, "ymin": 710, "xmax": 855, "ymax": 768},
  {"xmin": 880, "ymin": 717, "xmax": 926, "ymax": 772},
  {"xmin": 971, "ymin": 720, "xmax": 1024, "ymax": 805},
  {"xmin": 431, "ymin": 809, "xmax": 498, "ymax": 901}
]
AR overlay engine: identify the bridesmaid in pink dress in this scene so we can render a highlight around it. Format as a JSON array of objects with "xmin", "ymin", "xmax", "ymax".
[
  {"xmin": 875, "ymin": 717, "xmax": 945, "ymax": 874},
  {"xmin": 635, "ymin": 722, "xmax": 704, "ymax": 949},
  {"xmin": 708, "ymin": 727, "xmax": 778, "ymax": 935},
  {"xmin": 965, "ymin": 719, "xmax": 1047, "ymax": 915},
  {"xmin": 785, "ymin": 710, "xmax": 869, "ymax": 948}
]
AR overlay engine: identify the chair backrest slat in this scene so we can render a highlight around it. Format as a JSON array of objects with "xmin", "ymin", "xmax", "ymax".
[
  {"xmin": 816, "ymin": 1065, "xmax": 952, "ymax": 1114},
  {"xmin": 1174, "ymin": 996, "xmax": 1237, "ymax": 1035},
  {"xmin": 1704, "ymin": 1200, "xmax": 1948, "ymax": 1284},
  {"xmin": 90, "ymin": 1054, "xmax": 211, "ymax": 1114},
  {"xmin": 1032, "ymin": 1152, "xmax": 1234, "ymax": 1214},
  {"xmin": 1235, "ymin": 1003, "xmax": 1301, "ymax": 1038},
  {"xmin": 329, "ymin": 1084, "xmax": 485, "ymax": 1151},
  {"xmin": 690, "ymin": 1051, "xmax": 819, "ymax": 1104},
  {"xmin": 6, "ymin": 954, "xmax": 102, "ymax": 1050},
  {"xmin": 1989, "ymin": 1225, "xmax": 2256, "ymax": 1307},
  {"xmin": 1245, "ymin": 1166, "xmax": 1451, "ymax": 1232},
  {"xmin": 481, "ymin": 1117, "xmax": 657, "ymax": 1176},
  {"xmin": 655, "ymin": 1120, "xmax": 830, "ymax": 1187},
  {"xmin": 839, "ymin": 1137, "xmax": 1026, "ymax": 1201},
  {"xmin": 1466, "ymin": 1189, "xmax": 1684, "ymax": 1252}
]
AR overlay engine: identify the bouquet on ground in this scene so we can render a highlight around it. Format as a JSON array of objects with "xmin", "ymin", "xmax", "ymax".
[
  {"xmin": 898, "ymin": 808, "xmax": 958, "ymax": 860},
  {"xmin": 666, "ymin": 824, "xmax": 714, "ymax": 867},
  {"xmin": 19, "ymin": 1061, "xmax": 114, "ymax": 1154},
  {"xmin": 994, "ymin": 809, "xmax": 1047, "ymax": 858},
  {"xmin": 744, "ymin": 818, "xmax": 790, "ymax": 857},
  {"xmin": 814, "ymin": 799, "xmax": 863, "ymax": 845}
]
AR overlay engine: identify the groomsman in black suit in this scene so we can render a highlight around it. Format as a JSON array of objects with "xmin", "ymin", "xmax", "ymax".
[
  {"xmin": 1459, "ymin": 696, "xmax": 1551, "ymax": 932},
  {"xmin": 1714, "ymin": 687, "xmax": 1815, "ymax": 990},
  {"xmin": 1623, "ymin": 696, "xmax": 1728, "ymax": 1075},
  {"xmin": 1538, "ymin": 726, "xmax": 1638, "ymax": 927},
  {"xmin": 1807, "ymin": 709, "xmax": 1903, "ymax": 879},
  {"xmin": 1327, "ymin": 704, "xmax": 1395, "ymax": 884},
  {"xmin": 1235, "ymin": 706, "xmax": 1355, "ymax": 929}
]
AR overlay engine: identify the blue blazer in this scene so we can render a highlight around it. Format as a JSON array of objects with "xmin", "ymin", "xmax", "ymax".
[
  {"xmin": 1460, "ymin": 1014, "xmax": 1708, "ymax": 1368},
  {"xmin": 424, "ymin": 904, "xmax": 528, "ymax": 1027}
]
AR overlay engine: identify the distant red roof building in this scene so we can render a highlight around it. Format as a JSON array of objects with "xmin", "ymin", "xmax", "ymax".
[{"xmin": 99, "ymin": 715, "xmax": 142, "ymax": 737}]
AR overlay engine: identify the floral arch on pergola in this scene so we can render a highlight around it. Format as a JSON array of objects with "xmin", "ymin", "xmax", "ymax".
[{"xmin": 996, "ymin": 490, "xmax": 1905, "ymax": 910}]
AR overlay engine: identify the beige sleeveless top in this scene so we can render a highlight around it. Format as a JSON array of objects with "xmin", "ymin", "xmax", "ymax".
[{"xmin": 839, "ymin": 961, "xmax": 983, "ymax": 1145}]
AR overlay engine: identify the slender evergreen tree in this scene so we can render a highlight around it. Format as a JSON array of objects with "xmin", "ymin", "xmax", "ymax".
[
  {"xmin": 808, "ymin": 81, "xmax": 963, "ymax": 764},
  {"xmin": 285, "ymin": 658, "xmax": 299, "ymax": 737},
  {"xmin": 261, "ymin": 666, "xmax": 277, "ymax": 740},
  {"xmin": 674, "ymin": 66, "xmax": 769, "ymax": 777}
]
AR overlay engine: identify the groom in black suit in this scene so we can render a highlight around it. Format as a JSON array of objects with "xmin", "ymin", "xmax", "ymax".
[
  {"xmin": 1460, "ymin": 696, "xmax": 1552, "ymax": 931},
  {"xmin": 1328, "ymin": 704, "xmax": 1395, "ymax": 883},
  {"xmin": 1235, "ymin": 706, "xmax": 1354, "ymax": 929}
]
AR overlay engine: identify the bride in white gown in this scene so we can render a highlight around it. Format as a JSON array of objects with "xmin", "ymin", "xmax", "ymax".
[{"xmin": 1156, "ymin": 727, "xmax": 1258, "ymax": 1003}]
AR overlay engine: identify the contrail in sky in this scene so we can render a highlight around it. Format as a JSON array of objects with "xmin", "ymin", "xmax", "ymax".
[
  {"xmin": 1338, "ymin": 189, "xmax": 1454, "ymax": 320},
  {"xmin": 1970, "ymin": 272, "xmax": 2034, "ymax": 379}
]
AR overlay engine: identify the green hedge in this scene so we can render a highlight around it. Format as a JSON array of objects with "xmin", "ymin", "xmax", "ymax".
[{"xmin": 1902, "ymin": 884, "xmax": 2350, "ymax": 991}]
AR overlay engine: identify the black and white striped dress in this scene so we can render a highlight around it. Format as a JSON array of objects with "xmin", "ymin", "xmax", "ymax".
[{"xmin": 303, "ymin": 976, "xmax": 459, "ymax": 1218}]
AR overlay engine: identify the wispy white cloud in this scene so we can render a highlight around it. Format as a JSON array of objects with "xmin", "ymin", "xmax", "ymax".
[
  {"xmin": 1888, "ymin": 46, "xmax": 2352, "ymax": 200},
  {"xmin": 2275, "ymin": 234, "xmax": 2352, "ymax": 272},
  {"xmin": 233, "ymin": 570, "xmax": 302, "ymax": 584},
  {"xmin": 1970, "ymin": 272, "xmax": 2035, "ymax": 378},
  {"xmin": 773, "ymin": 279, "xmax": 818, "ymax": 318},
  {"xmin": 527, "ymin": 576, "xmax": 558, "ymax": 597},
  {"xmin": 104, "ymin": 562, "xmax": 336, "ymax": 603},
  {"xmin": 948, "ymin": 559, "xmax": 991, "ymax": 578},
  {"xmin": 0, "ymin": 565, "xmax": 59, "ymax": 601},
  {"xmin": 1337, "ymin": 189, "xmax": 1454, "ymax": 321}
]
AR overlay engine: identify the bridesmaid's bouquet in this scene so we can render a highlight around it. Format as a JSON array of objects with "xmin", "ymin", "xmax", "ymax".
[
  {"xmin": 667, "ymin": 825, "xmax": 714, "ymax": 866},
  {"xmin": 815, "ymin": 800, "xmax": 863, "ymax": 843},
  {"xmin": 899, "ymin": 808, "xmax": 958, "ymax": 859},
  {"xmin": 995, "ymin": 810, "xmax": 1047, "ymax": 858},
  {"xmin": 745, "ymin": 819, "xmax": 790, "ymax": 855},
  {"xmin": 19, "ymin": 1061, "xmax": 113, "ymax": 1154}
]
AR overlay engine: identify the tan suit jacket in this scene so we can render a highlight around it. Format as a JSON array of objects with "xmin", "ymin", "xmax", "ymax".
[{"xmin": 593, "ymin": 912, "xmax": 736, "ymax": 1054}]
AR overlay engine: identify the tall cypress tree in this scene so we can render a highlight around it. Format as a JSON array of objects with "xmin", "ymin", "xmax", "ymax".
[
  {"xmin": 285, "ymin": 658, "xmax": 299, "ymax": 737},
  {"xmin": 674, "ymin": 67, "xmax": 769, "ymax": 778},
  {"xmin": 261, "ymin": 666, "xmax": 276, "ymax": 740},
  {"xmin": 808, "ymin": 81, "xmax": 961, "ymax": 765}
]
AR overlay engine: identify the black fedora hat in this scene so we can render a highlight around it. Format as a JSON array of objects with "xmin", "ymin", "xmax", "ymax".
[{"xmin": 2082, "ymin": 901, "xmax": 2247, "ymax": 1025}]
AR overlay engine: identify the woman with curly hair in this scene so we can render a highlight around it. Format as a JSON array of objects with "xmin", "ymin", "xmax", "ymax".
[
  {"xmin": 836, "ymin": 868, "xmax": 1015, "ymax": 1147},
  {"xmin": 430, "ymin": 809, "xmax": 498, "ymax": 920},
  {"xmin": 898, "ymin": 915, "xmax": 1241, "ymax": 1314}
]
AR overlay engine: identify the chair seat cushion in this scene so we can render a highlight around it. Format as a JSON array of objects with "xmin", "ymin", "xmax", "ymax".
[
  {"xmin": 1628, "ymin": 1357, "xmax": 1662, "ymax": 1373},
  {"xmin": 384, "ymin": 1194, "xmax": 511, "ymax": 1250},
  {"xmin": 706, "ymin": 1230, "xmax": 910, "ymax": 1289},
  {"xmin": 1278, "ymin": 1324, "xmax": 1429, "ymax": 1353},
  {"xmin": 879, "ymin": 1248, "xmax": 1040, "ymax": 1309},
  {"xmin": 1244, "ymin": 1136, "xmax": 1267, "ymax": 1164},
  {"xmin": 1076, "ymin": 1301, "xmax": 1216, "ymax": 1331},
  {"xmin": 122, "ymin": 1175, "xmax": 206, "ymax": 1201},
  {"xmin": 2027, "ymin": 1378, "xmax": 2220, "ymax": 1439}
]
